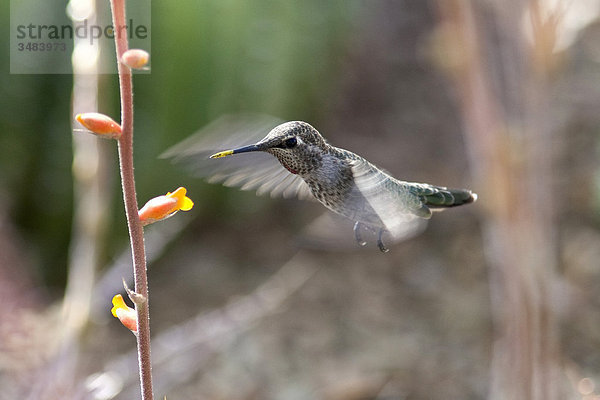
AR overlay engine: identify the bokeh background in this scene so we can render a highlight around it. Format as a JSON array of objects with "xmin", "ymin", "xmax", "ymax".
[{"xmin": 1, "ymin": 0, "xmax": 600, "ymax": 399}]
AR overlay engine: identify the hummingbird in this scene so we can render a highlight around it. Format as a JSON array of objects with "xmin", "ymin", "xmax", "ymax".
[{"xmin": 165, "ymin": 115, "xmax": 477, "ymax": 252}]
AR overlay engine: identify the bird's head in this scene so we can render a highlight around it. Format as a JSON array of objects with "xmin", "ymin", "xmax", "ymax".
[{"xmin": 210, "ymin": 121, "xmax": 327, "ymax": 175}]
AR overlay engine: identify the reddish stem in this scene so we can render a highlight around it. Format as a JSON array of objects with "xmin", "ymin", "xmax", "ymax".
[{"xmin": 108, "ymin": 0, "xmax": 154, "ymax": 399}]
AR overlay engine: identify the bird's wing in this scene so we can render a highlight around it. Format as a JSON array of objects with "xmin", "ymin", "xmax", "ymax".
[
  {"xmin": 162, "ymin": 114, "xmax": 313, "ymax": 200},
  {"xmin": 350, "ymin": 158, "xmax": 428, "ymax": 241}
]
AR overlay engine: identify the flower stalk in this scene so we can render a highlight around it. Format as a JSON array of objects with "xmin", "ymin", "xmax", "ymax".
[{"xmin": 108, "ymin": 0, "xmax": 153, "ymax": 398}]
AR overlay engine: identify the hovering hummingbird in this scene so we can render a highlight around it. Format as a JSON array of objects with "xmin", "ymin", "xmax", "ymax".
[{"xmin": 165, "ymin": 115, "xmax": 477, "ymax": 252}]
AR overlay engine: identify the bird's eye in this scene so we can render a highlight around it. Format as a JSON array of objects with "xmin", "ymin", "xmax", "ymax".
[{"xmin": 284, "ymin": 137, "xmax": 297, "ymax": 148}]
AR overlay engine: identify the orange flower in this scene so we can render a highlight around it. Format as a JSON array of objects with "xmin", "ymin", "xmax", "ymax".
[
  {"xmin": 111, "ymin": 294, "xmax": 137, "ymax": 332},
  {"xmin": 121, "ymin": 49, "xmax": 149, "ymax": 69},
  {"xmin": 138, "ymin": 187, "xmax": 194, "ymax": 226},
  {"xmin": 76, "ymin": 113, "xmax": 122, "ymax": 139}
]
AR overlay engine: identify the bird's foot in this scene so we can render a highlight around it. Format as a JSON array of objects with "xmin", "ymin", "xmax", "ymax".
[
  {"xmin": 355, "ymin": 223, "xmax": 389, "ymax": 252},
  {"xmin": 377, "ymin": 228, "xmax": 389, "ymax": 253},
  {"xmin": 353, "ymin": 221, "xmax": 367, "ymax": 246}
]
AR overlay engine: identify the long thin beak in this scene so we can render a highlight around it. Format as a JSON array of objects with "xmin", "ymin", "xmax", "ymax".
[{"xmin": 209, "ymin": 144, "xmax": 260, "ymax": 159}]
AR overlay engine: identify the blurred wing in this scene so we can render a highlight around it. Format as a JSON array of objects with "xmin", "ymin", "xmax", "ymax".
[
  {"xmin": 350, "ymin": 158, "xmax": 427, "ymax": 242},
  {"xmin": 162, "ymin": 114, "xmax": 313, "ymax": 200}
]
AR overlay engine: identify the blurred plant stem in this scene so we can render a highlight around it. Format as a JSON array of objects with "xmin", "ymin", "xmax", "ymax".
[
  {"xmin": 435, "ymin": 1, "xmax": 565, "ymax": 399},
  {"xmin": 25, "ymin": 1, "xmax": 114, "ymax": 397},
  {"xmin": 66, "ymin": 0, "xmax": 103, "ymax": 340},
  {"xmin": 109, "ymin": 0, "xmax": 153, "ymax": 398},
  {"xmin": 28, "ymin": 0, "xmax": 112, "ymax": 396}
]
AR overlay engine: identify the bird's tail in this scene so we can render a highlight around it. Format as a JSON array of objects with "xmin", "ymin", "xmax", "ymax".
[{"xmin": 423, "ymin": 187, "xmax": 477, "ymax": 209}]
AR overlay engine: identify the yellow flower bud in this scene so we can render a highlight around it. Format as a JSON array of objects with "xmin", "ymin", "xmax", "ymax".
[
  {"xmin": 138, "ymin": 187, "xmax": 194, "ymax": 226},
  {"xmin": 111, "ymin": 294, "xmax": 137, "ymax": 332},
  {"xmin": 121, "ymin": 49, "xmax": 149, "ymax": 69},
  {"xmin": 76, "ymin": 113, "xmax": 122, "ymax": 139}
]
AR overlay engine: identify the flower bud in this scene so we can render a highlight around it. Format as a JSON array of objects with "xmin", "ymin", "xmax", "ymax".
[
  {"xmin": 111, "ymin": 294, "xmax": 137, "ymax": 333},
  {"xmin": 138, "ymin": 187, "xmax": 194, "ymax": 226},
  {"xmin": 121, "ymin": 49, "xmax": 149, "ymax": 69},
  {"xmin": 76, "ymin": 113, "xmax": 122, "ymax": 139}
]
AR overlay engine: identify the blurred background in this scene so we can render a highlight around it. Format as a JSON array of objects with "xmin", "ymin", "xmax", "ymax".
[{"xmin": 1, "ymin": 0, "xmax": 600, "ymax": 399}]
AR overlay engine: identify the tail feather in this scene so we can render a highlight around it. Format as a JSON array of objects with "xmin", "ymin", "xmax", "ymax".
[{"xmin": 424, "ymin": 187, "xmax": 477, "ymax": 208}]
